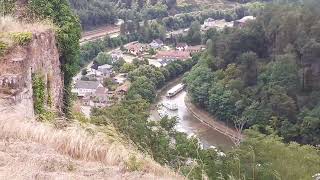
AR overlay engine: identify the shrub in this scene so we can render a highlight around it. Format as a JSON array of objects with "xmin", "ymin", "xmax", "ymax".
[
  {"xmin": 32, "ymin": 74, "xmax": 45, "ymax": 115},
  {"xmin": 10, "ymin": 32, "xmax": 32, "ymax": 46},
  {"xmin": 0, "ymin": 41, "xmax": 8, "ymax": 56},
  {"xmin": 0, "ymin": 0, "xmax": 16, "ymax": 15},
  {"xmin": 125, "ymin": 155, "xmax": 143, "ymax": 172}
]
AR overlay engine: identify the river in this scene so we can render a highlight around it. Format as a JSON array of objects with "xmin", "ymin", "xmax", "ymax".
[{"xmin": 150, "ymin": 79, "xmax": 234, "ymax": 150}]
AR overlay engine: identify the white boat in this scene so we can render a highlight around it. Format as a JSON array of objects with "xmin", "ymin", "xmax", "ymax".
[
  {"xmin": 166, "ymin": 83, "xmax": 185, "ymax": 98},
  {"xmin": 163, "ymin": 102, "xmax": 178, "ymax": 111}
]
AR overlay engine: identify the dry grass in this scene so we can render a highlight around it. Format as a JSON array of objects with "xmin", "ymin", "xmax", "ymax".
[
  {"xmin": 0, "ymin": 16, "xmax": 54, "ymax": 33},
  {"xmin": 0, "ymin": 118, "xmax": 183, "ymax": 179}
]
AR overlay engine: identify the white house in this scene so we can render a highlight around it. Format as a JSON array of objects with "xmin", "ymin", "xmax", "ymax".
[
  {"xmin": 97, "ymin": 64, "xmax": 113, "ymax": 77},
  {"xmin": 176, "ymin": 43, "xmax": 188, "ymax": 51},
  {"xmin": 149, "ymin": 39, "xmax": 164, "ymax": 49},
  {"xmin": 72, "ymin": 80, "xmax": 103, "ymax": 97}
]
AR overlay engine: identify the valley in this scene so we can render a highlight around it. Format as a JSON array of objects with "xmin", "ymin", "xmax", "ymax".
[{"xmin": 1, "ymin": 0, "xmax": 320, "ymax": 179}]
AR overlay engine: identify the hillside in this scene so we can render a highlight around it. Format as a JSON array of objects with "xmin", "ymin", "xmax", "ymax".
[{"xmin": 0, "ymin": 118, "xmax": 182, "ymax": 179}]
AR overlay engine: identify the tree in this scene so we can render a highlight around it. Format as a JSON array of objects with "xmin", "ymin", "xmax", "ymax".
[
  {"xmin": 300, "ymin": 105, "xmax": 320, "ymax": 145},
  {"xmin": 81, "ymin": 69, "xmax": 87, "ymax": 75},
  {"xmin": 120, "ymin": 63, "xmax": 136, "ymax": 73},
  {"xmin": 228, "ymin": 130, "xmax": 320, "ymax": 180},
  {"xmin": 237, "ymin": 52, "xmax": 258, "ymax": 86},
  {"xmin": 95, "ymin": 52, "xmax": 112, "ymax": 65},
  {"xmin": 149, "ymin": 48, "xmax": 156, "ymax": 55},
  {"xmin": 187, "ymin": 21, "xmax": 201, "ymax": 45},
  {"xmin": 127, "ymin": 76, "xmax": 156, "ymax": 102}
]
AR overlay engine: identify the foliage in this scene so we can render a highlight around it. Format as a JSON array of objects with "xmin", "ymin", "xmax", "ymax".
[
  {"xmin": 32, "ymin": 74, "xmax": 56, "ymax": 121},
  {"xmin": 226, "ymin": 129, "xmax": 320, "ymax": 180},
  {"xmin": 80, "ymin": 33, "xmax": 139, "ymax": 68},
  {"xmin": 95, "ymin": 52, "xmax": 112, "ymax": 65},
  {"xmin": 69, "ymin": 0, "xmax": 117, "ymax": 30},
  {"xmin": 32, "ymin": 74, "xmax": 46, "ymax": 115},
  {"xmin": 0, "ymin": 0, "xmax": 16, "ymax": 15},
  {"xmin": 0, "ymin": 41, "xmax": 8, "ymax": 56},
  {"xmin": 10, "ymin": 32, "xmax": 32, "ymax": 46},
  {"xmin": 125, "ymin": 155, "xmax": 144, "ymax": 172},
  {"xmin": 185, "ymin": 0, "xmax": 320, "ymax": 144}
]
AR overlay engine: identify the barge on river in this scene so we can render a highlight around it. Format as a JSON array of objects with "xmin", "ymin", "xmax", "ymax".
[{"xmin": 166, "ymin": 83, "xmax": 185, "ymax": 98}]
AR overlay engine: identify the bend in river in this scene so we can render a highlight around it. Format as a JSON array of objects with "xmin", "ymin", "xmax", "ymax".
[{"xmin": 150, "ymin": 79, "xmax": 234, "ymax": 150}]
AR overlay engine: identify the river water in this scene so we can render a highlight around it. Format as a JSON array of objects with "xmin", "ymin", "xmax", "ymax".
[{"xmin": 150, "ymin": 80, "xmax": 234, "ymax": 150}]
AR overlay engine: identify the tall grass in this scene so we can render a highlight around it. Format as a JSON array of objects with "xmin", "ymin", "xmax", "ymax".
[
  {"xmin": 0, "ymin": 16, "xmax": 53, "ymax": 33},
  {"xmin": 0, "ymin": 118, "xmax": 183, "ymax": 179}
]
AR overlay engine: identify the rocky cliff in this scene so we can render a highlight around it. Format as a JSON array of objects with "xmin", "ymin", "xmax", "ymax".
[{"xmin": 0, "ymin": 25, "xmax": 63, "ymax": 120}]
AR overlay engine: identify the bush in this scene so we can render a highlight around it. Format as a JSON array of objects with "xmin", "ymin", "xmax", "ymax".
[
  {"xmin": 10, "ymin": 32, "xmax": 33, "ymax": 46},
  {"xmin": 0, "ymin": 41, "xmax": 8, "ymax": 56},
  {"xmin": 32, "ymin": 74, "xmax": 46, "ymax": 115}
]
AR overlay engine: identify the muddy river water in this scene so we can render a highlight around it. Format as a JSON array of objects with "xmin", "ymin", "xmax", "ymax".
[{"xmin": 150, "ymin": 80, "xmax": 234, "ymax": 150}]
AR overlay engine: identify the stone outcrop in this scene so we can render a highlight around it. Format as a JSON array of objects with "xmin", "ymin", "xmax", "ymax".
[{"xmin": 0, "ymin": 29, "xmax": 63, "ymax": 120}]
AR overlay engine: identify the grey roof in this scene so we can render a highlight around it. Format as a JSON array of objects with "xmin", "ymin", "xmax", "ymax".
[{"xmin": 75, "ymin": 80, "xmax": 101, "ymax": 89}]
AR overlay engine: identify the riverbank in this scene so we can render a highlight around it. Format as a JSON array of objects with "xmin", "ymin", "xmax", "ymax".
[
  {"xmin": 184, "ymin": 95, "xmax": 243, "ymax": 144},
  {"xmin": 150, "ymin": 77, "xmax": 234, "ymax": 149}
]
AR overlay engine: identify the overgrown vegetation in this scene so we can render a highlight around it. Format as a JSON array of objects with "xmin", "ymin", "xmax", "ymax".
[
  {"xmin": 32, "ymin": 74, "xmax": 56, "ymax": 121},
  {"xmin": 0, "ymin": 41, "xmax": 7, "ymax": 56},
  {"xmin": 28, "ymin": 0, "xmax": 81, "ymax": 115},
  {"xmin": 69, "ymin": 0, "xmax": 188, "ymax": 30},
  {"xmin": 0, "ymin": 0, "xmax": 16, "ymax": 16},
  {"xmin": 185, "ymin": 0, "xmax": 320, "ymax": 145},
  {"xmin": 10, "ymin": 32, "xmax": 32, "ymax": 45},
  {"xmin": 32, "ymin": 74, "xmax": 46, "ymax": 115}
]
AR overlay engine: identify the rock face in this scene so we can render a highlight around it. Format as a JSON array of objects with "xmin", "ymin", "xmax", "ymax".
[{"xmin": 0, "ymin": 30, "xmax": 63, "ymax": 120}]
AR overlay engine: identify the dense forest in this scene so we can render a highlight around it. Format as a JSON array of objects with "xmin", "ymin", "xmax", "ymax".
[
  {"xmin": 69, "ymin": 0, "xmax": 262, "ymax": 30},
  {"xmin": 68, "ymin": 0, "xmax": 182, "ymax": 30},
  {"xmin": 185, "ymin": 0, "xmax": 320, "ymax": 145}
]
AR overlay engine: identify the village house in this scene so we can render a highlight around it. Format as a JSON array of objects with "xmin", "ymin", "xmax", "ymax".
[
  {"xmin": 72, "ymin": 80, "xmax": 103, "ymax": 97},
  {"xmin": 156, "ymin": 50, "xmax": 191, "ymax": 61},
  {"xmin": 234, "ymin": 16, "xmax": 256, "ymax": 28},
  {"xmin": 116, "ymin": 82, "xmax": 130, "ymax": 96},
  {"xmin": 97, "ymin": 64, "xmax": 113, "ymax": 77},
  {"xmin": 176, "ymin": 43, "xmax": 188, "ymax": 51},
  {"xmin": 91, "ymin": 86, "xmax": 110, "ymax": 107},
  {"xmin": 149, "ymin": 39, "xmax": 164, "ymax": 49},
  {"xmin": 125, "ymin": 41, "xmax": 149, "ymax": 56}
]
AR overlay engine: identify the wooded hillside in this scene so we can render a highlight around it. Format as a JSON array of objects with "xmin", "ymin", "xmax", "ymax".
[{"xmin": 185, "ymin": 0, "xmax": 320, "ymax": 145}]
